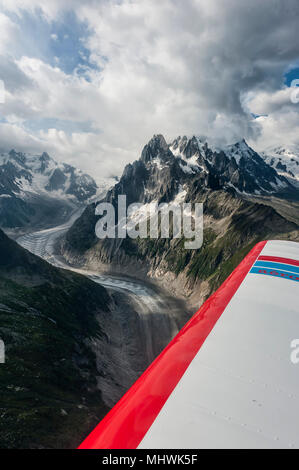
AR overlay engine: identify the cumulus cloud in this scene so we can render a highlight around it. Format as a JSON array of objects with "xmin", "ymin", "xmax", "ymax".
[
  {"xmin": 0, "ymin": 11, "xmax": 19, "ymax": 55},
  {"xmin": 245, "ymin": 85, "xmax": 299, "ymax": 115},
  {"xmin": 0, "ymin": 0, "xmax": 299, "ymax": 180}
]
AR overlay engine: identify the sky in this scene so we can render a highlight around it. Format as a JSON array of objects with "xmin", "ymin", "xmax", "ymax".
[{"xmin": 0, "ymin": 0, "xmax": 299, "ymax": 181}]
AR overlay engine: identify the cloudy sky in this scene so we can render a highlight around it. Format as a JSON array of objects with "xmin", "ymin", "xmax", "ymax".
[{"xmin": 0, "ymin": 0, "xmax": 299, "ymax": 180}]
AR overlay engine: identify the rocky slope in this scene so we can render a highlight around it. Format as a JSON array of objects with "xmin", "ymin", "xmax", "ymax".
[
  {"xmin": 0, "ymin": 150, "xmax": 114, "ymax": 230},
  {"xmin": 63, "ymin": 134, "xmax": 299, "ymax": 306},
  {"xmin": 0, "ymin": 228, "xmax": 112, "ymax": 448}
]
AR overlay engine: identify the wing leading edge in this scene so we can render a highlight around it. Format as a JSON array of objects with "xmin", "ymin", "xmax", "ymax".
[{"xmin": 79, "ymin": 240, "xmax": 299, "ymax": 449}]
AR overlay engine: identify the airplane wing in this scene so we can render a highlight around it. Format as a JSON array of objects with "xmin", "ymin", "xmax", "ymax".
[{"xmin": 79, "ymin": 240, "xmax": 299, "ymax": 449}]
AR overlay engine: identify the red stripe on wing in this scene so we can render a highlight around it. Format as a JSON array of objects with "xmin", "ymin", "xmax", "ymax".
[{"xmin": 258, "ymin": 255, "xmax": 299, "ymax": 267}]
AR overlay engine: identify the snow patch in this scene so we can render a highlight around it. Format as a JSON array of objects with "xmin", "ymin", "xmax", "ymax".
[{"xmin": 261, "ymin": 146, "xmax": 299, "ymax": 187}]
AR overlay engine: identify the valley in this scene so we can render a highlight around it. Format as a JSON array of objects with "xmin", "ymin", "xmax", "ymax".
[
  {"xmin": 15, "ymin": 211, "xmax": 190, "ymax": 409},
  {"xmin": 16, "ymin": 211, "xmax": 188, "ymax": 352},
  {"xmin": 0, "ymin": 214, "xmax": 189, "ymax": 449}
]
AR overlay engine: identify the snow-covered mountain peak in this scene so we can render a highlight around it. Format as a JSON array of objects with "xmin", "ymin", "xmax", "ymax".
[
  {"xmin": 225, "ymin": 139, "xmax": 256, "ymax": 163},
  {"xmin": 0, "ymin": 149, "xmax": 101, "ymax": 203},
  {"xmin": 156, "ymin": 134, "xmax": 294, "ymax": 195},
  {"xmin": 169, "ymin": 135, "xmax": 255, "ymax": 163},
  {"xmin": 170, "ymin": 135, "xmax": 207, "ymax": 156},
  {"xmin": 261, "ymin": 145, "xmax": 299, "ymax": 187},
  {"xmin": 0, "ymin": 149, "xmax": 116, "ymax": 229}
]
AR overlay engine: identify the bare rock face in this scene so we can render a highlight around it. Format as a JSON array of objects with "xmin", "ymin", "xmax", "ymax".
[{"xmin": 170, "ymin": 136, "xmax": 294, "ymax": 194}]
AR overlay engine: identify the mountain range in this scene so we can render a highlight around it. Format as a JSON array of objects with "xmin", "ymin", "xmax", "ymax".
[
  {"xmin": 63, "ymin": 134, "xmax": 299, "ymax": 305},
  {"xmin": 0, "ymin": 150, "xmax": 115, "ymax": 230},
  {"xmin": 169, "ymin": 136, "xmax": 294, "ymax": 195}
]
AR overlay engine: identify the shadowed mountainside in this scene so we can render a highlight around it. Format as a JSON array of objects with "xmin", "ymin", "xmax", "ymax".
[{"xmin": 0, "ymin": 228, "xmax": 112, "ymax": 448}]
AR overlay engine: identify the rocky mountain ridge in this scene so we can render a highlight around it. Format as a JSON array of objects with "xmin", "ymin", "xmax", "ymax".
[
  {"xmin": 0, "ymin": 149, "xmax": 99, "ymax": 202},
  {"xmin": 63, "ymin": 134, "xmax": 299, "ymax": 306}
]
